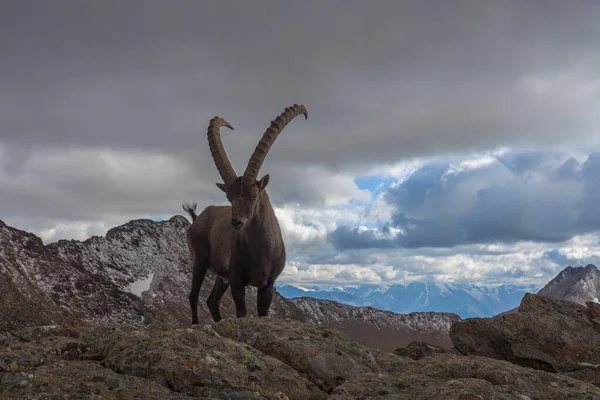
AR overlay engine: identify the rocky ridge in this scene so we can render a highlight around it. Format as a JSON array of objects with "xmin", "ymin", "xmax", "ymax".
[
  {"xmin": 0, "ymin": 216, "xmax": 458, "ymax": 352},
  {"xmin": 292, "ymin": 297, "xmax": 459, "ymax": 349}
]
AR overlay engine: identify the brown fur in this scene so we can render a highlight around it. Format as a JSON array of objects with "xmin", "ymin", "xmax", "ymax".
[{"xmin": 183, "ymin": 104, "xmax": 307, "ymax": 324}]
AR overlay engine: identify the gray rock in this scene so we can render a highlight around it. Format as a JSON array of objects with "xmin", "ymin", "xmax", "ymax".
[
  {"xmin": 213, "ymin": 317, "xmax": 381, "ymax": 393},
  {"xmin": 330, "ymin": 354, "xmax": 600, "ymax": 399},
  {"xmin": 2, "ymin": 316, "xmax": 600, "ymax": 400},
  {"xmin": 451, "ymin": 293, "xmax": 600, "ymax": 387},
  {"xmin": 393, "ymin": 341, "xmax": 459, "ymax": 360}
]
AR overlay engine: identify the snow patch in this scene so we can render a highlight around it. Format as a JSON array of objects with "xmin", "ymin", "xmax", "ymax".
[
  {"xmin": 127, "ymin": 272, "xmax": 154, "ymax": 297},
  {"xmin": 593, "ymin": 298, "xmax": 600, "ymax": 304},
  {"xmin": 579, "ymin": 362, "xmax": 600, "ymax": 368}
]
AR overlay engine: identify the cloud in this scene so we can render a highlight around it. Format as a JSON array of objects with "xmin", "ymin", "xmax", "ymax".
[
  {"xmin": 542, "ymin": 234, "xmax": 600, "ymax": 268},
  {"xmin": 4, "ymin": 1, "xmax": 600, "ymax": 285},
  {"xmin": 268, "ymin": 165, "xmax": 371, "ymax": 207},
  {"xmin": 0, "ymin": 145, "xmax": 213, "ymax": 220},
  {"xmin": 329, "ymin": 150, "xmax": 600, "ymax": 250},
  {"xmin": 0, "ymin": 141, "xmax": 372, "ymax": 245},
  {"xmin": 278, "ymin": 224, "xmax": 600, "ymax": 286},
  {"xmin": 277, "ymin": 239, "xmax": 563, "ymax": 286},
  {"xmin": 3, "ymin": 1, "xmax": 600, "ymax": 168},
  {"xmin": 278, "ymin": 261, "xmax": 403, "ymax": 286}
]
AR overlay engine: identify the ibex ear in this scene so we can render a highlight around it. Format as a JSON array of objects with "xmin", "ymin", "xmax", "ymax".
[
  {"xmin": 216, "ymin": 183, "xmax": 227, "ymax": 193},
  {"xmin": 258, "ymin": 174, "xmax": 270, "ymax": 190}
]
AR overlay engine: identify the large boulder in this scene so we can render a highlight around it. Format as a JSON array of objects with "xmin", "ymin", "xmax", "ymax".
[
  {"xmin": 451, "ymin": 293, "xmax": 600, "ymax": 386},
  {"xmin": 1, "ymin": 322, "xmax": 326, "ymax": 400}
]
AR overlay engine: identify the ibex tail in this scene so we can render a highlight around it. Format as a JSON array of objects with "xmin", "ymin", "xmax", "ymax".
[{"xmin": 182, "ymin": 202, "xmax": 198, "ymax": 221}]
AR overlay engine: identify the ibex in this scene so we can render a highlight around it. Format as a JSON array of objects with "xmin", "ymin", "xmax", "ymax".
[{"xmin": 182, "ymin": 104, "xmax": 308, "ymax": 324}]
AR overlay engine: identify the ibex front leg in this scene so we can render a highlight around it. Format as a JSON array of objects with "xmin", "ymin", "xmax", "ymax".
[
  {"xmin": 230, "ymin": 276, "xmax": 247, "ymax": 318},
  {"xmin": 229, "ymin": 257, "xmax": 247, "ymax": 318}
]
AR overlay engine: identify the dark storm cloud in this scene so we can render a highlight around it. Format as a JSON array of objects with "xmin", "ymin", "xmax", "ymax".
[
  {"xmin": 2, "ymin": 0, "xmax": 600, "ymax": 164},
  {"xmin": 329, "ymin": 150, "xmax": 600, "ymax": 250},
  {"xmin": 3, "ymin": 0, "xmax": 600, "ymax": 240},
  {"xmin": 0, "ymin": 147, "xmax": 225, "ymax": 221}
]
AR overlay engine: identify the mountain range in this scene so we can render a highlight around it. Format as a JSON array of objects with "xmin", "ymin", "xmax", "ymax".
[
  {"xmin": 278, "ymin": 263, "xmax": 600, "ymax": 319},
  {"xmin": 276, "ymin": 282, "xmax": 541, "ymax": 319}
]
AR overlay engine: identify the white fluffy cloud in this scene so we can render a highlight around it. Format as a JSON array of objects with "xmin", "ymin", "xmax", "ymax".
[
  {"xmin": 276, "ymin": 150, "xmax": 600, "ymax": 286},
  {"xmin": 330, "ymin": 150, "xmax": 600, "ymax": 249}
]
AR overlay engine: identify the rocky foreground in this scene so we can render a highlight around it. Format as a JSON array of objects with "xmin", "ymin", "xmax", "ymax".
[
  {"xmin": 3, "ymin": 217, "xmax": 600, "ymax": 398},
  {"xmin": 2, "ymin": 293, "xmax": 600, "ymax": 399}
]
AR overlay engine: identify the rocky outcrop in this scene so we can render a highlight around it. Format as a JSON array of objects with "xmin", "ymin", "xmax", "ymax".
[
  {"xmin": 0, "ymin": 217, "xmax": 458, "ymax": 350},
  {"xmin": 451, "ymin": 293, "xmax": 600, "ymax": 388},
  {"xmin": 393, "ymin": 341, "xmax": 459, "ymax": 360},
  {"xmin": 2, "ymin": 318, "xmax": 600, "ymax": 400},
  {"xmin": 289, "ymin": 297, "xmax": 460, "ymax": 351},
  {"xmin": 537, "ymin": 264, "xmax": 600, "ymax": 305}
]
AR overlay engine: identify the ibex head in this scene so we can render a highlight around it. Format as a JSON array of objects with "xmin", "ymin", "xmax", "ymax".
[
  {"xmin": 208, "ymin": 104, "xmax": 308, "ymax": 230},
  {"xmin": 216, "ymin": 175, "xmax": 269, "ymax": 229}
]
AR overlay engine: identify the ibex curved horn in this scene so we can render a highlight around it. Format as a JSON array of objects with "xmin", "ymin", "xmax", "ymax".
[
  {"xmin": 207, "ymin": 117, "xmax": 237, "ymax": 186},
  {"xmin": 241, "ymin": 104, "xmax": 308, "ymax": 186}
]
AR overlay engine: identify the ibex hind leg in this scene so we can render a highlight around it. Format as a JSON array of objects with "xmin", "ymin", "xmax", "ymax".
[
  {"xmin": 257, "ymin": 277, "xmax": 275, "ymax": 317},
  {"xmin": 206, "ymin": 277, "xmax": 230, "ymax": 322},
  {"xmin": 189, "ymin": 256, "xmax": 208, "ymax": 325}
]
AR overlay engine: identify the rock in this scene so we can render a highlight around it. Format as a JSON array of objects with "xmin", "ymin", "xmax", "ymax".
[
  {"xmin": 451, "ymin": 293, "xmax": 600, "ymax": 387},
  {"xmin": 330, "ymin": 354, "xmax": 600, "ymax": 399},
  {"xmin": 212, "ymin": 317, "xmax": 380, "ymax": 393},
  {"xmin": 2, "ymin": 317, "xmax": 600, "ymax": 399},
  {"xmin": 586, "ymin": 301, "xmax": 600, "ymax": 320},
  {"xmin": 289, "ymin": 297, "xmax": 461, "ymax": 352},
  {"xmin": 393, "ymin": 341, "xmax": 459, "ymax": 360},
  {"xmin": 1, "ymin": 362, "xmax": 188, "ymax": 399},
  {"xmin": 100, "ymin": 325, "xmax": 326, "ymax": 399}
]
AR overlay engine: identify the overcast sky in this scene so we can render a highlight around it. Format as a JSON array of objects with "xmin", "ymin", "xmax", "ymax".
[{"xmin": 2, "ymin": 1, "xmax": 600, "ymax": 287}]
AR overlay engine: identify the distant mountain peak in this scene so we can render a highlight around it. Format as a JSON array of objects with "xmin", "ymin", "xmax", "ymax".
[
  {"xmin": 104, "ymin": 215, "xmax": 189, "ymax": 240},
  {"xmin": 537, "ymin": 264, "xmax": 600, "ymax": 305},
  {"xmin": 562, "ymin": 264, "xmax": 598, "ymax": 274}
]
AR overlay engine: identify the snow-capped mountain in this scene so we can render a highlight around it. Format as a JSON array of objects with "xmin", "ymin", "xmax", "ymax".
[
  {"xmin": 537, "ymin": 264, "xmax": 600, "ymax": 305},
  {"xmin": 276, "ymin": 281, "xmax": 540, "ymax": 319}
]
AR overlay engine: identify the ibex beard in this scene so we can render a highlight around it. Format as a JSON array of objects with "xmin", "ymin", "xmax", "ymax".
[{"xmin": 182, "ymin": 104, "xmax": 308, "ymax": 324}]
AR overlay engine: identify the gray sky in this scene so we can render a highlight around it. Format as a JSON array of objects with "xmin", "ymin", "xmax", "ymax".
[
  {"xmin": 3, "ymin": 1, "xmax": 600, "ymax": 158},
  {"xmin": 2, "ymin": 1, "xmax": 600, "ymax": 285}
]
